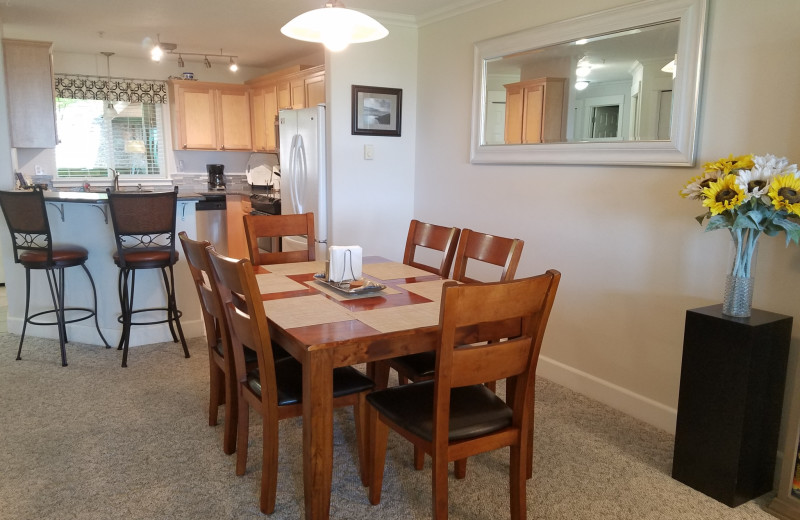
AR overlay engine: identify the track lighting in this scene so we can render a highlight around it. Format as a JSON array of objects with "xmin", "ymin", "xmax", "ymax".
[{"xmin": 147, "ymin": 36, "xmax": 238, "ymax": 72}]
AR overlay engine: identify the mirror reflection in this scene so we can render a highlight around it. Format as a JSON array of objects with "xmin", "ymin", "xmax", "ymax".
[{"xmin": 483, "ymin": 20, "xmax": 679, "ymax": 146}]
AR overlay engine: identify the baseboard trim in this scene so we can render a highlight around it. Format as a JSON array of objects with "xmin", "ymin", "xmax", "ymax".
[{"xmin": 538, "ymin": 355, "xmax": 678, "ymax": 434}]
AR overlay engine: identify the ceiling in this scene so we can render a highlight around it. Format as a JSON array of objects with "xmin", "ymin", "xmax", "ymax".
[{"xmin": 0, "ymin": 0, "xmax": 499, "ymax": 70}]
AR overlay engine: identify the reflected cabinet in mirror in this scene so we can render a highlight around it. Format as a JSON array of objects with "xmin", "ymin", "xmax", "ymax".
[{"xmin": 470, "ymin": 0, "xmax": 707, "ymax": 166}]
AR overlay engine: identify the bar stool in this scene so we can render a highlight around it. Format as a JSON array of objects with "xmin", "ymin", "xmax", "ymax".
[
  {"xmin": 0, "ymin": 188, "xmax": 110, "ymax": 366},
  {"xmin": 106, "ymin": 187, "xmax": 189, "ymax": 367}
]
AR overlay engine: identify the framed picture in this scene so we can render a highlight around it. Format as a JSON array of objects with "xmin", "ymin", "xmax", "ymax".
[{"xmin": 351, "ymin": 85, "xmax": 402, "ymax": 137}]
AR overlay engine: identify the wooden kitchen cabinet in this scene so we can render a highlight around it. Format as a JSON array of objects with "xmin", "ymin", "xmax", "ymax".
[
  {"xmin": 3, "ymin": 39, "xmax": 58, "ymax": 148},
  {"xmin": 248, "ymin": 64, "xmax": 325, "ymax": 113},
  {"xmin": 251, "ymin": 84, "xmax": 278, "ymax": 152},
  {"xmin": 168, "ymin": 80, "xmax": 251, "ymax": 151},
  {"xmin": 217, "ymin": 87, "xmax": 252, "ymax": 150},
  {"xmin": 304, "ymin": 70, "xmax": 325, "ymax": 107},
  {"xmin": 504, "ymin": 77, "xmax": 566, "ymax": 144}
]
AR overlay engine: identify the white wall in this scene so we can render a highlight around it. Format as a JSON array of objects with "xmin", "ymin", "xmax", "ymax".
[
  {"xmin": 325, "ymin": 23, "xmax": 418, "ymax": 261},
  {"xmin": 414, "ymin": 0, "xmax": 800, "ymax": 433}
]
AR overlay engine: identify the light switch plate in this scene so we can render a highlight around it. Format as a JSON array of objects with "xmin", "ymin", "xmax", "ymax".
[{"xmin": 364, "ymin": 144, "xmax": 374, "ymax": 160}]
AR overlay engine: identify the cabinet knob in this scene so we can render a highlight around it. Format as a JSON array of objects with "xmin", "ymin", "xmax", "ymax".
[{"xmin": 182, "ymin": 144, "xmax": 187, "ymax": 149}]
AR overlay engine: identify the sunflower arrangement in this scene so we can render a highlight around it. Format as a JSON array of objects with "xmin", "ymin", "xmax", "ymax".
[{"xmin": 681, "ymin": 153, "xmax": 800, "ymax": 280}]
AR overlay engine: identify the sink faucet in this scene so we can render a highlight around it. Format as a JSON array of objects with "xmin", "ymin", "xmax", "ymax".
[{"xmin": 110, "ymin": 168, "xmax": 120, "ymax": 191}]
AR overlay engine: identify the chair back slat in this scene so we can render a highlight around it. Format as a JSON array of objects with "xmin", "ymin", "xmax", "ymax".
[
  {"xmin": 451, "ymin": 228, "xmax": 524, "ymax": 283},
  {"xmin": 402, "ymin": 219, "xmax": 461, "ymax": 277},
  {"xmin": 449, "ymin": 336, "xmax": 531, "ymax": 388},
  {"xmin": 243, "ymin": 213, "xmax": 316, "ymax": 265},
  {"xmin": 0, "ymin": 189, "xmax": 52, "ymax": 263},
  {"xmin": 206, "ymin": 247, "xmax": 279, "ymax": 409}
]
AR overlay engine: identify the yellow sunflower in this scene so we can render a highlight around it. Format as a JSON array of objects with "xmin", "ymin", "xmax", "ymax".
[
  {"xmin": 768, "ymin": 173, "xmax": 800, "ymax": 215},
  {"xmin": 703, "ymin": 154, "xmax": 755, "ymax": 175},
  {"xmin": 701, "ymin": 174, "xmax": 745, "ymax": 215}
]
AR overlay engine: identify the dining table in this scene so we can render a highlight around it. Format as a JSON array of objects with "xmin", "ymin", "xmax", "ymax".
[{"xmin": 254, "ymin": 255, "xmax": 449, "ymax": 520}]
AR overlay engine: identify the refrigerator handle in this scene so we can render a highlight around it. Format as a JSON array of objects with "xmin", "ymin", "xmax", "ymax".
[{"xmin": 292, "ymin": 135, "xmax": 307, "ymax": 214}]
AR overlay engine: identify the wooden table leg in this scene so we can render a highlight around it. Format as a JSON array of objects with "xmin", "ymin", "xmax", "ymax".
[
  {"xmin": 303, "ymin": 349, "xmax": 334, "ymax": 520},
  {"xmin": 366, "ymin": 360, "xmax": 390, "ymax": 390}
]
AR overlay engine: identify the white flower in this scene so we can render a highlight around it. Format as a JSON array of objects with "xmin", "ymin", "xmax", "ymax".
[
  {"xmin": 680, "ymin": 170, "xmax": 724, "ymax": 200},
  {"xmin": 735, "ymin": 154, "xmax": 798, "ymax": 202}
]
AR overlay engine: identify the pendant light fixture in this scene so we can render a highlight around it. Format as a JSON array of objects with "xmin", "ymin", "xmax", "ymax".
[
  {"xmin": 281, "ymin": 0, "xmax": 388, "ymax": 52},
  {"xmin": 101, "ymin": 51, "xmax": 117, "ymax": 120}
]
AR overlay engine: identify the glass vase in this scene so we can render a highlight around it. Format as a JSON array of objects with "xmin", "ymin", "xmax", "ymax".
[{"xmin": 722, "ymin": 228, "xmax": 760, "ymax": 318}]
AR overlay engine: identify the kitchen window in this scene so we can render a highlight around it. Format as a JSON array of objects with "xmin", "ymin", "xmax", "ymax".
[{"xmin": 55, "ymin": 99, "xmax": 166, "ymax": 178}]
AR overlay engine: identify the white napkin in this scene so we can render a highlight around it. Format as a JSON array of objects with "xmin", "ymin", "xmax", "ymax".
[{"xmin": 328, "ymin": 245, "xmax": 362, "ymax": 282}]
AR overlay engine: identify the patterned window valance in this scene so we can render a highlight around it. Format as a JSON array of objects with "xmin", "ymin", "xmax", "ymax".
[{"xmin": 54, "ymin": 74, "xmax": 168, "ymax": 104}]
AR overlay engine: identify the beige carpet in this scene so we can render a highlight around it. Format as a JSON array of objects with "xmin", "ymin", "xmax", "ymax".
[{"xmin": 0, "ymin": 329, "xmax": 779, "ymax": 520}]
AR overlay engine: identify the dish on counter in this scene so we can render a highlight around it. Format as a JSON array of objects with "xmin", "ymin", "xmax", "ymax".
[{"xmin": 313, "ymin": 273, "xmax": 386, "ymax": 294}]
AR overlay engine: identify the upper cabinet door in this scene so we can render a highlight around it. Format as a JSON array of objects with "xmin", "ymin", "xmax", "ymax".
[
  {"xmin": 305, "ymin": 73, "xmax": 325, "ymax": 108},
  {"xmin": 176, "ymin": 86, "xmax": 218, "ymax": 150},
  {"xmin": 3, "ymin": 39, "xmax": 58, "ymax": 148},
  {"xmin": 217, "ymin": 88, "xmax": 252, "ymax": 151}
]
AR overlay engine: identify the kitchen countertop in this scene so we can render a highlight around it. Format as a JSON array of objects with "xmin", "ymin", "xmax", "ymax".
[{"xmin": 42, "ymin": 190, "xmax": 203, "ymax": 203}]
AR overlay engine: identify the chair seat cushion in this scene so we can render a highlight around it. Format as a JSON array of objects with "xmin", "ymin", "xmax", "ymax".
[
  {"xmin": 20, "ymin": 245, "xmax": 88, "ymax": 269},
  {"xmin": 213, "ymin": 342, "xmax": 258, "ymax": 364},
  {"xmin": 213, "ymin": 342, "xmax": 290, "ymax": 364},
  {"xmin": 390, "ymin": 351, "xmax": 436, "ymax": 380},
  {"xmin": 366, "ymin": 380, "xmax": 512, "ymax": 442},
  {"xmin": 113, "ymin": 250, "xmax": 179, "ymax": 269},
  {"xmin": 247, "ymin": 360, "xmax": 374, "ymax": 406}
]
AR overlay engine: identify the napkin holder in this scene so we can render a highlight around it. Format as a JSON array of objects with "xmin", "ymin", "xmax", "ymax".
[{"xmin": 327, "ymin": 246, "xmax": 362, "ymax": 283}]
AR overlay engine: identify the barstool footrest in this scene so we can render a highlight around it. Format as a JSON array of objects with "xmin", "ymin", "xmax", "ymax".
[
  {"xmin": 27, "ymin": 307, "xmax": 97, "ymax": 327},
  {"xmin": 116, "ymin": 307, "xmax": 184, "ymax": 327}
]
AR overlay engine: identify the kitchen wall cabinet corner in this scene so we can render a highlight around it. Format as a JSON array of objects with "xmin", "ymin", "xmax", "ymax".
[
  {"xmin": 3, "ymin": 38, "xmax": 58, "ymax": 148},
  {"xmin": 251, "ymin": 84, "xmax": 278, "ymax": 153},
  {"xmin": 503, "ymin": 77, "xmax": 566, "ymax": 144},
  {"xmin": 168, "ymin": 80, "xmax": 251, "ymax": 151}
]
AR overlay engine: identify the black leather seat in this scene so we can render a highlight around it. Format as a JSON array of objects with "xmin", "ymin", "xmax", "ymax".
[{"xmin": 367, "ymin": 380, "xmax": 512, "ymax": 441}]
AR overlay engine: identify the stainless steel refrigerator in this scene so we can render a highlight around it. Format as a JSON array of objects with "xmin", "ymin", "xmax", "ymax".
[{"xmin": 278, "ymin": 105, "xmax": 328, "ymax": 259}]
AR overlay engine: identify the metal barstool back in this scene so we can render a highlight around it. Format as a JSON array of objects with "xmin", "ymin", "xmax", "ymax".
[
  {"xmin": 106, "ymin": 187, "xmax": 189, "ymax": 367},
  {"xmin": 0, "ymin": 188, "xmax": 109, "ymax": 366}
]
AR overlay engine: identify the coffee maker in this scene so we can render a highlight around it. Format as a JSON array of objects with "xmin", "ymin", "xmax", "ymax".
[{"xmin": 207, "ymin": 164, "xmax": 225, "ymax": 190}]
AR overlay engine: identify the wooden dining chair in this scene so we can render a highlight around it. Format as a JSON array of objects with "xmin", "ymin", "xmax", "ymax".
[
  {"xmin": 391, "ymin": 229, "xmax": 524, "ymax": 386},
  {"xmin": 205, "ymin": 247, "xmax": 374, "ymax": 515},
  {"xmin": 181, "ymin": 233, "xmax": 295, "ymax": 456},
  {"xmin": 243, "ymin": 212, "xmax": 315, "ymax": 265},
  {"xmin": 390, "ymin": 228, "xmax": 525, "ymax": 471},
  {"xmin": 402, "ymin": 219, "xmax": 461, "ymax": 277},
  {"xmin": 367, "ymin": 271, "xmax": 560, "ymax": 520}
]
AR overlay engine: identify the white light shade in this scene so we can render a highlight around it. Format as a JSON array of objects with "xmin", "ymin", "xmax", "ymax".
[
  {"xmin": 576, "ymin": 65, "xmax": 591, "ymax": 77},
  {"xmin": 281, "ymin": 3, "xmax": 388, "ymax": 52},
  {"xmin": 575, "ymin": 81, "xmax": 589, "ymax": 91},
  {"xmin": 150, "ymin": 45, "xmax": 163, "ymax": 62}
]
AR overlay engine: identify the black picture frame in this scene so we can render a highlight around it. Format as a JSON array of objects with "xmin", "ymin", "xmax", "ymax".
[{"xmin": 351, "ymin": 85, "xmax": 402, "ymax": 137}]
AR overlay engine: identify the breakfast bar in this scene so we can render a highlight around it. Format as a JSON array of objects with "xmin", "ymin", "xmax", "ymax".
[{"xmin": 3, "ymin": 190, "xmax": 204, "ymax": 348}]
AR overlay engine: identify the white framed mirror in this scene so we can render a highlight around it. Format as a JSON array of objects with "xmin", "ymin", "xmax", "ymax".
[{"xmin": 470, "ymin": 0, "xmax": 708, "ymax": 166}]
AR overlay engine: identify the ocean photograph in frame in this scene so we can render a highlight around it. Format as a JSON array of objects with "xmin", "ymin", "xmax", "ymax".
[{"xmin": 351, "ymin": 85, "xmax": 402, "ymax": 137}]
